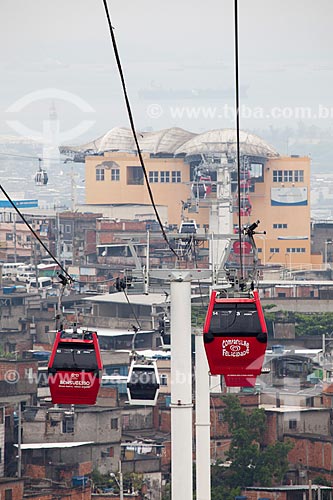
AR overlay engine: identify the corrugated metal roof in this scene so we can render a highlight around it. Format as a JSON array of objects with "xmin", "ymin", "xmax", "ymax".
[{"xmin": 82, "ymin": 292, "xmax": 170, "ymax": 305}]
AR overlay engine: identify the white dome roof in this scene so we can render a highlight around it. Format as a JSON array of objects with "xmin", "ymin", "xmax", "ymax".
[
  {"xmin": 61, "ymin": 127, "xmax": 278, "ymax": 159},
  {"xmin": 98, "ymin": 126, "xmax": 196, "ymax": 154},
  {"xmin": 174, "ymin": 129, "xmax": 278, "ymax": 157}
]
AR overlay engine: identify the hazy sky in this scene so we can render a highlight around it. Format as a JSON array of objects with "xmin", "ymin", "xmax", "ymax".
[{"xmin": 1, "ymin": 0, "xmax": 333, "ymax": 146}]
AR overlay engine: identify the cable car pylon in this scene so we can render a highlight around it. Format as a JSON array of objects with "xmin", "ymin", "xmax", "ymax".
[{"xmin": 150, "ymin": 269, "xmax": 210, "ymax": 500}]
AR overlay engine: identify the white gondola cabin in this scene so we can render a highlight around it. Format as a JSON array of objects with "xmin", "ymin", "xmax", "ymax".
[{"xmin": 127, "ymin": 361, "xmax": 160, "ymax": 406}]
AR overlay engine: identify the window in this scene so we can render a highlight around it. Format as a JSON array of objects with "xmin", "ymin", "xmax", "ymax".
[
  {"xmin": 294, "ymin": 170, "xmax": 304, "ymax": 182},
  {"xmin": 273, "ymin": 223, "xmax": 288, "ymax": 229},
  {"xmin": 218, "ymin": 411, "xmax": 224, "ymax": 422},
  {"xmin": 6, "ymin": 233, "xmax": 13, "ymax": 241},
  {"xmin": 160, "ymin": 171, "xmax": 170, "ymax": 183},
  {"xmin": 172, "ymin": 171, "xmax": 181, "ymax": 183},
  {"xmin": 270, "ymin": 248, "xmax": 280, "ymax": 253},
  {"xmin": 286, "ymin": 248, "xmax": 306, "ymax": 253},
  {"xmin": 111, "ymin": 418, "xmax": 118, "ymax": 430},
  {"xmin": 149, "ymin": 171, "xmax": 159, "ymax": 183},
  {"xmin": 53, "ymin": 346, "xmax": 98, "ymax": 371},
  {"xmin": 160, "ymin": 374, "xmax": 168, "ymax": 386},
  {"xmin": 283, "ymin": 170, "xmax": 293, "ymax": 182},
  {"xmin": 209, "ymin": 303, "xmax": 262, "ymax": 335},
  {"xmin": 250, "ymin": 163, "xmax": 264, "ymax": 181},
  {"xmin": 62, "ymin": 415, "xmax": 74, "ymax": 434},
  {"xmin": 96, "ymin": 168, "xmax": 105, "ymax": 181},
  {"xmin": 289, "ymin": 419, "xmax": 297, "ymax": 430},
  {"xmin": 257, "ymin": 248, "xmax": 262, "ymax": 253},
  {"xmin": 273, "ymin": 170, "xmax": 283, "ymax": 182},
  {"xmin": 127, "ymin": 166, "xmax": 144, "ymax": 185},
  {"xmin": 65, "ymin": 224, "xmax": 71, "ymax": 234},
  {"xmin": 111, "ymin": 168, "xmax": 120, "ymax": 181},
  {"xmin": 5, "ymin": 490, "xmax": 12, "ymax": 500}
]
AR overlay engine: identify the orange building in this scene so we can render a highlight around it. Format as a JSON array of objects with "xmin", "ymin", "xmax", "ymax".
[
  {"xmin": 239, "ymin": 155, "xmax": 313, "ymax": 267},
  {"xmin": 85, "ymin": 151, "xmax": 191, "ymax": 225},
  {"xmin": 83, "ymin": 128, "xmax": 317, "ymax": 267}
]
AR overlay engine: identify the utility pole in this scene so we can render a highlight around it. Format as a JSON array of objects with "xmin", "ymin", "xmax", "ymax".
[
  {"xmin": 195, "ymin": 330, "xmax": 211, "ymax": 500},
  {"xmin": 151, "ymin": 269, "xmax": 210, "ymax": 500},
  {"xmin": 17, "ymin": 402, "xmax": 22, "ymax": 478},
  {"xmin": 13, "ymin": 213, "xmax": 17, "ymax": 263},
  {"xmin": 119, "ymin": 460, "xmax": 123, "ymax": 500}
]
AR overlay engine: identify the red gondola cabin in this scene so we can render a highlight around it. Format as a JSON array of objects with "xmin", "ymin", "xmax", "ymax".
[
  {"xmin": 48, "ymin": 330, "xmax": 103, "ymax": 405},
  {"xmin": 203, "ymin": 290, "xmax": 267, "ymax": 387}
]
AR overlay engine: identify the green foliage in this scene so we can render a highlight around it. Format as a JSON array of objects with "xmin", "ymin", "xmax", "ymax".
[
  {"xmin": 0, "ymin": 349, "xmax": 17, "ymax": 360},
  {"xmin": 191, "ymin": 304, "xmax": 208, "ymax": 327},
  {"xmin": 313, "ymin": 475, "xmax": 331, "ymax": 486},
  {"xmin": 91, "ymin": 468, "xmax": 143, "ymax": 494},
  {"xmin": 262, "ymin": 310, "xmax": 333, "ymax": 337},
  {"xmin": 209, "ymin": 395, "xmax": 293, "ymax": 496},
  {"xmin": 162, "ymin": 482, "xmax": 171, "ymax": 500}
]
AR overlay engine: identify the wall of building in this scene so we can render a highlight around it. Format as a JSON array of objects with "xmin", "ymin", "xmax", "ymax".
[
  {"xmin": 245, "ymin": 156, "xmax": 312, "ymax": 266},
  {"xmin": 85, "ymin": 152, "xmax": 314, "ymax": 266},
  {"xmin": 85, "ymin": 153, "xmax": 190, "ymax": 225},
  {"xmin": 22, "ymin": 407, "xmax": 121, "ymax": 445},
  {"xmin": 0, "ymin": 478, "xmax": 24, "ymax": 500}
]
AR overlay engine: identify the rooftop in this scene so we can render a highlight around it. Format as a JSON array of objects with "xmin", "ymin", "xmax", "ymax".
[{"xmin": 62, "ymin": 127, "xmax": 279, "ymax": 158}]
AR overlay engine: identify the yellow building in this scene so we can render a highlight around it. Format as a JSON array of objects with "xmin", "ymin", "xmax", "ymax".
[
  {"xmin": 85, "ymin": 151, "xmax": 192, "ymax": 225},
  {"xmin": 240, "ymin": 155, "xmax": 312, "ymax": 267},
  {"xmin": 83, "ymin": 127, "xmax": 316, "ymax": 267}
]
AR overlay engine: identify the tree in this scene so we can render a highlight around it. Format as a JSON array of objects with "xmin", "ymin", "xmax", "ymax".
[{"xmin": 210, "ymin": 394, "xmax": 293, "ymax": 497}]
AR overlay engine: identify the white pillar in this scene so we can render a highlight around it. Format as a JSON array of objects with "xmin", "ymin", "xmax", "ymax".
[
  {"xmin": 195, "ymin": 333, "xmax": 211, "ymax": 500},
  {"xmin": 209, "ymin": 157, "xmax": 233, "ymax": 274},
  {"xmin": 171, "ymin": 278, "xmax": 193, "ymax": 500}
]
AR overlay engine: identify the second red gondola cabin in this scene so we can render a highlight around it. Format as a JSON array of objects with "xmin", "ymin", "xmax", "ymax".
[
  {"xmin": 203, "ymin": 290, "xmax": 267, "ymax": 387},
  {"xmin": 48, "ymin": 330, "xmax": 103, "ymax": 405}
]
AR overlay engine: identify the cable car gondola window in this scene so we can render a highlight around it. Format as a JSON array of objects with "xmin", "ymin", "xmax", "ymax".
[
  {"xmin": 127, "ymin": 363, "xmax": 160, "ymax": 404},
  {"xmin": 209, "ymin": 303, "xmax": 262, "ymax": 336},
  {"xmin": 52, "ymin": 344, "xmax": 98, "ymax": 371}
]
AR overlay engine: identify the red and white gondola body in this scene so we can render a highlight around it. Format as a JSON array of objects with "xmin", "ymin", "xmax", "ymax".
[
  {"xmin": 203, "ymin": 290, "xmax": 267, "ymax": 387},
  {"xmin": 48, "ymin": 331, "xmax": 103, "ymax": 405}
]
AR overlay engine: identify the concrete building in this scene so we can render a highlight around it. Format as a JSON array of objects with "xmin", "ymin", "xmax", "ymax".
[{"xmin": 81, "ymin": 127, "xmax": 317, "ymax": 268}]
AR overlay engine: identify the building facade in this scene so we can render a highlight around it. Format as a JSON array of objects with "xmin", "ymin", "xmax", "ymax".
[{"xmin": 84, "ymin": 136, "xmax": 315, "ymax": 267}]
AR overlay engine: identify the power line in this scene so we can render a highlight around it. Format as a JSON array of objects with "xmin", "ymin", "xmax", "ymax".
[{"xmin": 101, "ymin": 0, "xmax": 178, "ymax": 259}]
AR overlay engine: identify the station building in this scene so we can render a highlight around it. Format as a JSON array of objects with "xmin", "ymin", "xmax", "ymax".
[{"xmin": 80, "ymin": 127, "xmax": 318, "ymax": 268}]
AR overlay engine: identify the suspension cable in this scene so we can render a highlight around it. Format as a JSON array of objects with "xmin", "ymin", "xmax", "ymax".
[
  {"xmin": 234, "ymin": 0, "xmax": 244, "ymax": 281},
  {"xmin": 101, "ymin": 0, "xmax": 178, "ymax": 259},
  {"xmin": 122, "ymin": 288, "xmax": 142, "ymax": 332},
  {"xmin": 0, "ymin": 184, "xmax": 73, "ymax": 283}
]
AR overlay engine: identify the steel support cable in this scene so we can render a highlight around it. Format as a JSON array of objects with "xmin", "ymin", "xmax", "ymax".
[
  {"xmin": 0, "ymin": 152, "xmax": 60, "ymax": 162},
  {"xmin": 101, "ymin": 0, "xmax": 178, "ymax": 259},
  {"xmin": 234, "ymin": 0, "xmax": 244, "ymax": 280},
  {"xmin": 192, "ymin": 241, "xmax": 205, "ymax": 307},
  {"xmin": 122, "ymin": 288, "xmax": 142, "ymax": 332},
  {"xmin": 0, "ymin": 184, "xmax": 73, "ymax": 283}
]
